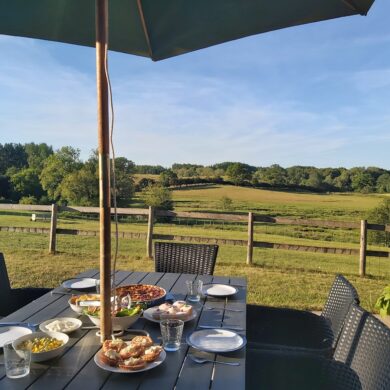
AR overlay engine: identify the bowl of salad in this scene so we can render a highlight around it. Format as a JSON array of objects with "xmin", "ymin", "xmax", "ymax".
[{"xmin": 85, "ymin": 304, "xmax": 143, "ymax": 331}]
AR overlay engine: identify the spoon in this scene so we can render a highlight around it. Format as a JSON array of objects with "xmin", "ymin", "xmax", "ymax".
[
  {"xmin": 205, "ymin": 307, "xmax": 243, "ymax": 312},
  {"xmin": 188, "ymin": 354, "xmax": 239, "ymax": 366}
]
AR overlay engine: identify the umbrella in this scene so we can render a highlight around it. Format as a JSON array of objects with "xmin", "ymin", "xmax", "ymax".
[{"xmin": 0, "ymin": 0, "xmax": 375, "ymax": 341}]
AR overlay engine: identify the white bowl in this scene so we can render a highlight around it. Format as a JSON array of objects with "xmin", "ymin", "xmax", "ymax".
[
  {"xmin": 39, "ymin": 317, "xmax": 82, "ymax": 334},
  {"xmin": 68, "ymin": 294, "xmax": 100, "ymax": 314},
  {"xmin": 13, "ymin": 331, "xmax": 69, "ymax": 362},
  {"xmin": 87, "ymin": 311, "xmax": 142, "ymax": 331}
]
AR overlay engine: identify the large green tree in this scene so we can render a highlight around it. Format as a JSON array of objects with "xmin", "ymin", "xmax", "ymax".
[
  {"xmin": 24, "ymin": 143, "xmax": 53, "ymax": 171},
  {"xmin": 141, "ymin": 184, "xmax": 173, "ymax": 210},
  {"xmin": 8, "ymin": 167, "xmax": 45, "ymax": 201},
  {"xmin": 40, "ymin": 146, "xmax": 82, "ymax": 201},
  {"xmin": 112, "ymin": 157, "xmax": 135, "ymax": 206},
  {"xmin": 226, "ymin": 163, "xmax": 252, "ymax": 185},
  {"xmin": 0, "ymin": 143, "xmax": 28, "ymax": 175}
]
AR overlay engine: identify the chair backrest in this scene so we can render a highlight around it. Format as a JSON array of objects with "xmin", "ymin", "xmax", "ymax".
[
  {"xmin": 0, "ymin": 252, "xmax": 13, "ymax": 315},
  {"xmin": 335, "ymin": 304, "xmax": 390, "ymax": 390},
  {"xmin": 154, "ymin": 242, "xmax": 218, "ymax": 275},
  {"xmin": 321, "ymin": 274, "xmax": 360, "ymax": 347}
]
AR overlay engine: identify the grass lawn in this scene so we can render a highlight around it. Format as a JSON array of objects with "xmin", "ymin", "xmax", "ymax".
[{"xmin": 0, "ymin": 186, "xmax": 389, "ymax": 313}]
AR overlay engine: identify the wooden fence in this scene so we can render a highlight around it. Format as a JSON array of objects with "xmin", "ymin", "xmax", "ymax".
[{"xmin": 0, "ymin": 203, "xmax": 389, "ymax": 277}]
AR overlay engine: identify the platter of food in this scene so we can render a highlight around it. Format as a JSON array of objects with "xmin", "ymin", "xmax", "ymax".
[
  {"xmin": 116, "ymin": 284, "xmax": 166, "ymax": 305},
  {"xmin": 143, "ymin": 301, "xmax": 197, "ymax": 323},
  {"xmin": 202, "ymin": 284, "xmax": 238, "ymax": 297},
  {"xmin": 62, "ymin": 278, "xmax": 97, "ymax": 290},
  {"xmin": 94, "ymin": 336, "xmax": 166, "ymax": 373},
  {"xmin": 68, "ymin": 294, "xmax": 100, "ymax": 313},
  {"xmin": 187, "ymin": 328, "xmax": 246, "ymax": 353}
]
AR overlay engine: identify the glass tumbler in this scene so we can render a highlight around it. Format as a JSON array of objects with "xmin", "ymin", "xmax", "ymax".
[
  {"xmin": 186, "ymin": 279, "xmax": 203, "ymax": 302},
  {"xmin": 160, "ymin": 319, "xmax": 184, "ymax": 352},
  {"xmin": 3, "ymin": 341, "xmax": 31, "ymax": 379}
]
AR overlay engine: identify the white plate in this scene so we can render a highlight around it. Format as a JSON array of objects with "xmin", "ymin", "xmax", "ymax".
[
  {"xmin": 0, "ymin": 326, "xmax": 32, "ymax": 348},
  {"xmin": 94, "ymin": 349, "xmax": 166, "ymax": 373},
  {"xmin": 143, "ymin": 307, "xmax": 197, "ymax": 323},
  {"xmin": 187, "ymin": 329, "xmax": 246, "ymax": 353},
  {"xmin": 39, "ymin": 317, "xmax": 82, "ymax": 334},
  {"xmin": 62, "ymin": 278, "xmax": 97, "ymax": 290},
  {"xmin": 203, "ymin": 284, "xmax": 238, "ymax": 297}
]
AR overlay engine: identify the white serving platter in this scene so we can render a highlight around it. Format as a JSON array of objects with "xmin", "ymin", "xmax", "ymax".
[
  {"xmin": 143, "ymin": 306, "xmax": 197, "ymax": 323},
  {"xmin": 62, "ymin": 278, "xmax": 97, "ymax": 290},
  {"xmin": 0, "ymin": 326, "xmax": 32, "ymax": 348}
]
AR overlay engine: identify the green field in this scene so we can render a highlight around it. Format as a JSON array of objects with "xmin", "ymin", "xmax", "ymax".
[{"xmin": 1, "ymin": 185, "xmax": 389, "ymax": 312}]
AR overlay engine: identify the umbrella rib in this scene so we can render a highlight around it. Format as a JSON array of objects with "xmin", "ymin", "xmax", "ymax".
[
  {"xmin": 340, "ymin": 0, "xmax": 366, "ymax": 15},
  {"xmin": 136, "ymin": 0, "xmax": 155, "ymax": 60}
]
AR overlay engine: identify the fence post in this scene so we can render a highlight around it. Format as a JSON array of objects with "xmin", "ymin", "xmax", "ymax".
[
  {"xmin": 146, "ymin": 206, "xmax": 154, "ymax": 259},
  {"xmin": 359, "ymin": 219, "xmax": 367, "ymax": 277},
  {"xmin": 49, "ymin": 204, "xmax": 58, "ymax": 254},
  {"xmin": 247, "ymin": 212, "xmax": 254, "ymax": 265}
]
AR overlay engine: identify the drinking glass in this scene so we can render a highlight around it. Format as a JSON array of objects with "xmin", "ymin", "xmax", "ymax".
[
  {"xmin": 95, "ymin": 276, "xmax": 114, "ymax": 294},
  {"xmin": 160, "ymin": 319, "xmax": 184, "ymax": 352},
  {"xmin": 3, "ymin": 341, "xmax": 31, "ymax": 379},
  {"xmin": 186, "ymin": 279, "xmax": 203, "ymax": 302}
]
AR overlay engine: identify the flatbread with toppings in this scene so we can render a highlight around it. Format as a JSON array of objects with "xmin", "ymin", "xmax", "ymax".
[{"xmin": 116, "ymin": 284, "xmax": 166, "ymax": 303}]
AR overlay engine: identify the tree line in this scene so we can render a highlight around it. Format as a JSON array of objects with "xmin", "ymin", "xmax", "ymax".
[{"xmin": 1, "ymin": 143, "xmax": 390, "ymax": 208}]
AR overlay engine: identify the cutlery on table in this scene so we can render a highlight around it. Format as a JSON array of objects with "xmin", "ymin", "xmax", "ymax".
[
  {"xmin": 198, "ymin": 325, "xmax": 244, "ymax": 331},
  {"xmin": 0, "ymin": 322, "xmax": 39, "ymax": 331},
  {"xmin": 188, "ymin": 354, "xmax": 240, "ymax": 366},
  {"xmin": 205, "ymin": 307, "xmax": 243, "ymax": 312}
]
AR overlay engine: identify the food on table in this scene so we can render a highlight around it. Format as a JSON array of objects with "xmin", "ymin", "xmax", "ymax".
[
  {"xmin": 99, "ymin": 336, "xmax": 162, "ymax": 371},
  {"xmin": 100, "ymin": 349, "xmax": 122, "ymax": 367},
  {"xmin": 152, "ymin": 301, "xmax": 193, "ymax": 320},
  {"xmin": 69, "ymin": 294, "xmax": 100, "ymax": 306},
  {"xmin": 119, "ymin": 343, "xmax": 144, "ymax": 359},
  {"xmin": 85, "ymin": 304, "xmax": 142, "ymax": 318},
  {"xmin": 44, "ymin": 319, "xmax": 76, "ymax": 333},
  {"xmin": 131, "ymin": 336, "xmax": 153, "ymax": 348},
  {"xmin": 18, "ymin": 337, "xmax": 64, "ymax": 353},
  {"xmin": 102, "ymin": 339, "xmax": 127, "ymax": 353},
  {"xmin": 119, "ymin": 357, "xmax": 146, "ymax": 371},
  {"xmin": 142, "ymin": 345, "xmax": 163, "ymax": 362},
  {"xmin": 116, "ymin": 284, "xmax": 166, "ymax": 303}
]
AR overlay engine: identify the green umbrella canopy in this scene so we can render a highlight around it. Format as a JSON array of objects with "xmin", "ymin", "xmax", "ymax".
[
  {"xmin": 0, "ymin": 0, "xmax": 375, "ymax": 342},
  {"xmin": 0, "ymin": 0, "xmax": 375, "ymax": 61}
]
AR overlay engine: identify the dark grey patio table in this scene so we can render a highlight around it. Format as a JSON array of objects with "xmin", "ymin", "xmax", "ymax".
[{"xmin": 0, "ymin": 270, "xmax": 247, "ymax": 389}]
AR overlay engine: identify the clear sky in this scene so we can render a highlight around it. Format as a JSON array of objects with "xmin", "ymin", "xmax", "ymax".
[{"xmin": 0, "ymin": 0, "xmax": 389, "ymax": 169}]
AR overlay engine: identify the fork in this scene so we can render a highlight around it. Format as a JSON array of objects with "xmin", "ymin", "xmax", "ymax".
[
  {"xmin": 205, "ymin": 307, "xmax": 243, "ymax": 312},
  {"xmin": 188, "ymin": 354, "xmax": 240, "ymax": 366}
]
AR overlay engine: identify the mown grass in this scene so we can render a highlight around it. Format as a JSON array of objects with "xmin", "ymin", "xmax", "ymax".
[{"xmin": 1, "ymin": 186, "xmax": 389, "ymax": 312}]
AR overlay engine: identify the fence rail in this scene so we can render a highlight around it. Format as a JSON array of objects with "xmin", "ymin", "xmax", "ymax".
[{"xmin": 0, "ymin": 203, "xmax": 389, "ymax": 277}]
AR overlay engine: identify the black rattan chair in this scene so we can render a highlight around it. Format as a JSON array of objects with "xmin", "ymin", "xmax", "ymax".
[
  {"xmin": 247, "ymin": 274, "xmax": 359, "ymax": 356},
  {"xmin": 154, "ymin": 242, "xmax": 218, "ymax": 275},
  {"xmin": 247, "ymin": 304, "xmax": 390, "ymax": 390},
  {"xmin": 0, "ymin": 252, "xmax": 50, "ymax": 317}
]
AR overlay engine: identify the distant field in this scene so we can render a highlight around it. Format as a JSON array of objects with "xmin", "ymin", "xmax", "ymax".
[{"xmin": 1, "ymin": 185, "xmax": 389, "ymax": 312}]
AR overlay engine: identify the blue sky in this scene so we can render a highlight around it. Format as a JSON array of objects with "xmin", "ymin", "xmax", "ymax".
[{"xmin": 0, "ymin": 0, "xmax": 389, "ymax": 168}]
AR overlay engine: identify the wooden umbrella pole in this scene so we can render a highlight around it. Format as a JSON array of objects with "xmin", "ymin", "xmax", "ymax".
[{"xmin": 96, "ymin": 0, "xmax": 112, "ymax": 342}]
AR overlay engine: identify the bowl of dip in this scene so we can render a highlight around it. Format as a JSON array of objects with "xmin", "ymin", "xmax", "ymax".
[{"xmin": 39, "ymin": 317, "xmax": 82, "ymax": 334}]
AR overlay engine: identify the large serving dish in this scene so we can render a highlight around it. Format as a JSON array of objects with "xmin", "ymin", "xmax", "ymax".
[
  {"xmin": 13, "ymin": 331, "xmax": 69, "ymax": 362},
  {"xmin": 187, "ymin": 329, "xmax": 246, "ymax": 353},
  {"xmin": 143, "ymin": 306, "xmax": 197, "ymax": 324},
  {"xmin": 94, "ymin": 349, "xmax": 166, "ymax": 373},
  {"xmin": 116, "ymin": 285, "xmax": 166, "ymax": 306},
  {"xmin": 68, "ymin": 294, "xmax": 101, "ymax": 313},
  {"xmin": 86, "ymin": 305, "xmax": 143, "ymax": 331}
]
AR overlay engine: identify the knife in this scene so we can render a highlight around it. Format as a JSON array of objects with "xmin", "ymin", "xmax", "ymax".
[
  {"xmin": 198, "ymin": 325, "xmax": 244, "ymax": 331},
  {"xmin": 0, "ymin": 322, "xmax": 38, "ymax": 330}
]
